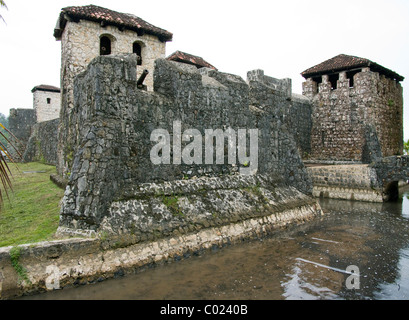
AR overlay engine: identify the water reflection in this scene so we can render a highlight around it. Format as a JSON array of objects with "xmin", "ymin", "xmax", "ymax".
[
  {"xmin": 20, "ymin": 189, "xmax": 409, "ymax": 300},
  {"xmin": 282, "ymin": 193, "xmax": 409, "ymax": 300},
  {"xmin": 373, "ymin": 247, "xmax": 409, "ymax": 299}
]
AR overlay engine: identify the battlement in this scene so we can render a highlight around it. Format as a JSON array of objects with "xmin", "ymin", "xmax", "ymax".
[
  {"xmin": 302, "ymin": 66, "xmax": 403, "ymax": 162},
  {"xmin": 303, "ymin": 68, "xmax": 402, "ymax": 98},
  {"xmin": 247, "ymin": 69, "xmax": 292, "ymax": 99}
]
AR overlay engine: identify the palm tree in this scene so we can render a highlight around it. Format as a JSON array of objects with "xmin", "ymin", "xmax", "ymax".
[
  {"xmin": 0, "ymin": 1, "xmax": 14, "ymax": 210},
  {"xmin": 0, "ymin": 0, "xmax": 7, "ymax": 23},
  {"xmin": 0, "ymin": 123, "xmax": 22, "ymax": 209}
]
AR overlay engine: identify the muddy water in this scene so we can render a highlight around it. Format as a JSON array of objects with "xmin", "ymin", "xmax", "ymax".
[{"xmin": 22, "ymin": 189, "xmax": 409, "ymax": 300}]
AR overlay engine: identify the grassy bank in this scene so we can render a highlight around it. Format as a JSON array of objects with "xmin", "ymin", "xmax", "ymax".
[{"xmin": 0, "ymin": 162, "xmax": 64, "ymax": 247}]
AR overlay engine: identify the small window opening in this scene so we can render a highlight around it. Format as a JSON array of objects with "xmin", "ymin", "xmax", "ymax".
[
  {"xmin": 133, "ymin": 42, "xmax": 142, "ymax": 65},
  {"xmin": 329, "ymin": 73, "xmax": 339, "ymax": 90},
  {"xmin": 321, "ymin": 130, "xmax": 326, "ymax": 145},
  {"xmin": 312, "ymin": 76, "xmax": 322, "ymax": 93},
  {"xmin": 346, "ymin": 70, "xmax": 360, "ymax": 88},
  {"xmin": 47, "ymin": 98, "xmax": 51, "ymax": 104},
  {"xmin": 100, "ymin": 36, "xmax": 111, "ymax": 55}
]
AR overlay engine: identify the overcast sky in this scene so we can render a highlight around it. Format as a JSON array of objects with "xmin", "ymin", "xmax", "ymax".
[{"xmin": 1, "ymin": 0, "xmax": 409, "ymax": 138}]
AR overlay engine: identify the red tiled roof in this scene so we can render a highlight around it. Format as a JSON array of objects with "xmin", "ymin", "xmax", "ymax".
[
  {"xmin": 54, "ymin": 5, "xmax": 173, "ymax": 42},
  {"xmin": 167, "ymin": 51, "xmax": 218, "ymax": 70},
  {"xmin": 31, "ymin": 84, "xmax": 61, "ymax": 93},
  {"xmin": 301, "ymin": 54, "xmax": 404, "ymax": 82}
]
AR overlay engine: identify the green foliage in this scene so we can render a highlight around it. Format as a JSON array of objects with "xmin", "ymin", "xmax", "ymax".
[
  {"xmin": 0, "ymin": 117, "xmax": 22, "ymax": 209},
  {"xmin": 161, "ymin": 195, "xmax": 184, "ymax": 217},
  {"xmin": 0, "ymin": 113, "xmax": 9, "ymax": 160},
  {"xmin": 245, "ymin": 185, "xmax": 264, "ymax": 198},
  {"xmin": 0, "ymin": 0, "xmax": 7, "ymax": 23},
  {"xmin": 9, "ymin": 246, "xmax": 31, "ymax": 285},
  {"xmin": 404, "ymin": 139, "xmax": 409, "ymax": 155}
]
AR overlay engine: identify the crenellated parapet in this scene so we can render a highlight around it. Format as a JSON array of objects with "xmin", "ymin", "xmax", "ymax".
[{"xmin": 301, "ymin": 54, "xmax": 404, "ymax": 162}]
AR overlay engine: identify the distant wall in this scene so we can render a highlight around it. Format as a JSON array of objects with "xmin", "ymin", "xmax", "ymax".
[
  {"xmin": 289, "ymin": 94, "xmax": 312, "ymax": 158},
  {"xmin": 246, "ymin": 70, "xmax": 312, "ymax": 159},
  {"xmin": 307, "ymin": 164, "xmax": 382, "ymax": 202},
  {"xmin": 22, "ymin": 118, "xmax": 59, "ymax": 165},
  {"xmin": 8, "ymin": 108, "xmax": 36, "ymax": 158}
]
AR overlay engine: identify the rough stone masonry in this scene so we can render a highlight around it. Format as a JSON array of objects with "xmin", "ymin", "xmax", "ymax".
[
  {"xmin": 1, "ymin": 48, "xmax": 324, "ymax": 301},
  {"xmin": 57, "ymin": 54, "xmax": 319, "ymax": 237},
  {"xmin": 302, "ymin": 55, "xmax": 404, "ymax": 162}
]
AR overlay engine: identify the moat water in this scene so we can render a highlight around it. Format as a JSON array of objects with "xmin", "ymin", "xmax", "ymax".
[{"xmin": 22, "ymin": 188, "xmax": 409, "ymax": 300}]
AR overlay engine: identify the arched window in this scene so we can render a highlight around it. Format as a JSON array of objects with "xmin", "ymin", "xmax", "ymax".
[
  {"xmin": 133, "ymin": 42, "xmax": 142, "ymax": 65},
  {"xmin": 100, "ymin": 36, "xmax": 111, "ymax": 55}
]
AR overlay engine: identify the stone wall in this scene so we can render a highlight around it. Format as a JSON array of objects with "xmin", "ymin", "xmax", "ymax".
[
  {"xmin": 308, "ymin": 155, "xmax": 409, "ymax": 203},
  {"xmin": 58, "ymin": 54, "xmax": 314, "ymax": 236},
  {"xmin": 307, "ymin": 164, "xmax": 383, "ymax": 202},
  {"xmin": 371, "ymin": 74, "xmax": 404, "ymax": 157},
  {"xmin": 7, "ymin": 108, "xmax": 36, "ymax": 159},
  {"xmin": 289, "ymin": 93, "xmax": 312, "ymax": 158},
  {"xmin": 57, "ymin": 19, "xmax": 166, "ymax": 178},
  {"xmin": 22, "ymin": 119, "xmax": 59, "ymax": 165},
  {"xmin": 303, "ymin": 68, "xmax": 403, "ymax": 162},
  {"xmin": 245, "ymin": 70, "xmax": 312, "ymax": 160},
  {"xmin": 362, "ymin": 124, "xmax": 383, "ymax": 164},
  {"xmin": 247, "ymin": 69, "xmax": 292, "ymax": 99},
  {"xmin": 370, "ymin": 155, "xmax": 409, "ymax": 201}
]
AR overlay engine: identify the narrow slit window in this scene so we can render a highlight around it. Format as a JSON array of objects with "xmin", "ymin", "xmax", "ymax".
[
  {"xmin": 47, "ymin": 98, "xmax": 51, "ymax": 104},
  {"xmin": 133, "ymin": 42, "xmax": 142, "ymax": 65},
  {"xmin": 100, "ymin": 36, "xmax": 111, "ymax": 55}
]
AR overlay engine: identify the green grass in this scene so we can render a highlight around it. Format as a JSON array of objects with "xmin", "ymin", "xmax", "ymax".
[
  {"xmin": 0, "ymin": 162, "xmax": 64, "ymax": 247},
  {"xmin": 161, "ymin": 195, "xmax": 184, "ymax": 217}
]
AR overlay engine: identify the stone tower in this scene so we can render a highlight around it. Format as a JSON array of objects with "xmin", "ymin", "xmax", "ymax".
[
  {"xmin": 53, "ymin": 4, "xmax": 173, "ymax": 177},
  {"xmin": 301, "ymin": 54, "xmax": 404, "ymax": 162},
  {"xmin": 31, "ymin": 84, "xmax": 61, "ymax": 123}
]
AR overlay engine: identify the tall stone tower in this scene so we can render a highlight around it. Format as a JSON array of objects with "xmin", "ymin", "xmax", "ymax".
[
  {"xmin": 53, "ymin": 4, "xmax": 173, "ymax": 177},
  {"xmin": 301, "ymin": 54, "xmax": 404, "ymax": 162}
]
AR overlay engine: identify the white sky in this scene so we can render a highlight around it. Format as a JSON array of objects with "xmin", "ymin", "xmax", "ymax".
[{"xmin": 1, "ymin": 0, "xmax": 409, "ymax": 138}]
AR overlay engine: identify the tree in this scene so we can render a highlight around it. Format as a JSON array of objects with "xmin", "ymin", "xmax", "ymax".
[
  {"xmin": 404, "ymin": 139, "xmax": 409, "ymax": 155},
  {"xmin": 0, "ymin": 2, "xmax": 18, "ymax": 211},
  {"xmin": 0, "ymin": 0, "xmax": 7, "ymax": 23},
  {"xmin": 0, "ymin": 113, "xmax": 8, "ymax": 145},
  {"xmin": 0, "ymin": 112, "xmax": 21, "ymax": 210}
]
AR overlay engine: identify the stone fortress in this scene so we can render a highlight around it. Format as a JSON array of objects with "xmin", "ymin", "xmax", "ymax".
[
  {"xmin": 2, "ymin": 4, "xmax": 408, "ymax": 298},
  {"xmin": 8, "ymin": 4, "xmax": 407, "ymax": 218}
]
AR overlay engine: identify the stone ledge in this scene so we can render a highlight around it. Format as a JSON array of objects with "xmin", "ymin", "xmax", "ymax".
[
  {"xmin": 312, "ymin": 185, "xmax": 383, "ymax": 203},
  {"xmin": 120, "ymin": 174, "xmax": 283, "ymax": 198},
  {"xmin": 59, "ymin": 174, "xmax": 315, "ymax": 237},
  {"xmin": 0, "ymin": 200, "xmax": 322, "ymax": 300}
]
